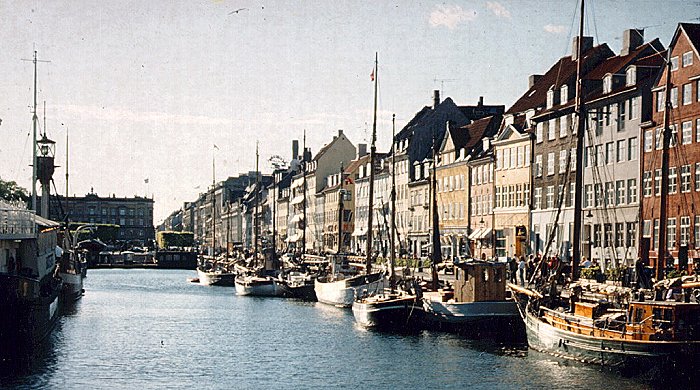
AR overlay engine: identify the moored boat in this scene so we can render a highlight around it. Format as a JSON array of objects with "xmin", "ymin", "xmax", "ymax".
[
  {"xmin": 352, "ymin": 283, "xmax": 424, "ymax": 331},
  {"xmin": 197, "ymin": 265, "xmax": 236, "ymax": 287},
  {"xmin": 280, "ymin": 271, "xmax": 317, "ymax": 300},
  {"xmin": 235, "ymin": 274, "xmax": 285, "ymax": 296},
  {"xmin": 315, "ymin": 271, "xmax": 386, "ymax": 308}
]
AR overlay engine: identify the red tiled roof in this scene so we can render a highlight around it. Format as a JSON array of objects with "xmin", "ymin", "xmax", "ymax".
[{"xmin": 506, "ymin": 44, "xmax": 612, "ymax": 115}]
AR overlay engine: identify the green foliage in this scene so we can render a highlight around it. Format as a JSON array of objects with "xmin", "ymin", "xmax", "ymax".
[
  {"xmin": 667, "ymin": 269, "xmax": 687, "ymax": 279},
  {"xmin": 580, "ymin": 266, "xmax": 601, "ymax": 280},
  {"xmin": 69, "ymin": 223, "xmax": 120, "ymax": 243},
  {"xmin": 0, "ymin": 177, "xmax": 29, "ymax": 203},
  {"xmin": 157, "ymin": 231, "xmax": 195, "ymax": 248},
  {"xmin": 605, "ymin": 266, "xmax": 626, "ymax": 281}
]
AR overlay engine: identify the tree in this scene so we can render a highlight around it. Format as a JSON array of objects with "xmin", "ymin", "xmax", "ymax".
[{"xmin": 0, "ymin": 177, "xmax": 29, "ymax": 203}]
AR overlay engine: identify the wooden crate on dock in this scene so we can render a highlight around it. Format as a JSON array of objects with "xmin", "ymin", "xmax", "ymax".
[{"xmin": 453, "ymin": 262, "xmax": 506, "ymax": 302}]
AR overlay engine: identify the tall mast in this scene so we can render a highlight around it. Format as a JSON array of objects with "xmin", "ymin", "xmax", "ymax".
[
  {"xmin": 337, "ymin": 163, "xmax": 344, "ymax": 254},
  {"xmin": 302, "ymin": 130, "xmax": 307, "ymax": 255},
  {"xmin": 365, "ymin": 52, "xmax": 378, "ymax": 273},
  {"xmin": 430, "ymin": 125, "xmax": 441, "ymax": 290},
  {"xmin": 390, "ymin": 113, "xmax": 397, "ymax": 292},
  {"xmin": 657, "ymin": 51, "xmax": 673, "ymax": 281},
  {"xmin": 254, "ymin": 141, "xmax": 260, "ymax": 258},
  {"xmin": 65, "ymin": 125, "xmax": 69, "ymax": 200},
  {"xmin": 272, "ymin": 171, "xmax": 277, "ymax": 258},
  {"xmin": 212, "ymin": 146, "xmax": 216, "ymax": 255},
  {"xmin": 571, "ymin": 0, "xmax": 586, "ymax": 281},
  {"xmin": 22, "ymin": 51, "xmax": 50, "ymax": 212}
]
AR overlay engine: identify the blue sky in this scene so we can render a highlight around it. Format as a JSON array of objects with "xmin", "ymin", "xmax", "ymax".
[{"xmin": 0, "ymin": 0, "xmax": 697, "ymax": 222}]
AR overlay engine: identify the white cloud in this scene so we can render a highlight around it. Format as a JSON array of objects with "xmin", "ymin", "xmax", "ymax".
[
  {"xmin": 429, "ymin": 5, "xmax": 477, "ymax": 29},
  {"xmin": 543, "ymin": 24, "xmax": 567, "ymax": 34},
  {"xmin": 486, "ymin": 1, "xmax": 511, "ymax": 19}
]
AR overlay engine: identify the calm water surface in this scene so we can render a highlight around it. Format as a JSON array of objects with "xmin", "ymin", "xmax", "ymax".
[{"xmin": 0, "ymin": 269, "xmax": 685, "ymax": 389}]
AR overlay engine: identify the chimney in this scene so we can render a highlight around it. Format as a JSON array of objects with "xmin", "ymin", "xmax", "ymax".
[
  {"xmin": 337, "ymin": 129, "xmax": 343, "ymax": 137},
  {"xmin": 304, "ymin": 147, "xmax": 312, "ymax": 162},
  {"xmin": 357, "ymin": 143, "xmax": 367, "ymax": 159},
  {"xmin": 433, "ymin": 90, "xmax": 440, "ymax": 109},
  {"xmin": 572, "ymin": 36, "xmax": 593, "ymax": 61},
  {"xmin": 478, "ymin": 96, "xmax": 484, "ymax": 106},
  {"xmin": 292, "ymin": 140, "xmax": 299, "ymax": 160},
  {"xmin": 528, "ymin": 74, "xmax": 542, "ymax": 89},
  {"xmin": 621, "ymin": 29, "xmax": 644, "ymax": 56}
]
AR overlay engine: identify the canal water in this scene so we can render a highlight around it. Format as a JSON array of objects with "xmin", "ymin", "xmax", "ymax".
[{"xmin": 0, "ymin": 269, "xmax": 685, "ymax": 389}]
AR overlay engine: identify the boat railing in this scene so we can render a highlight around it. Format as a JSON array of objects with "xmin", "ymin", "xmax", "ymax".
[{"xmin": 0, "ymin": 207, "xmax": 36, "ymax": 239}]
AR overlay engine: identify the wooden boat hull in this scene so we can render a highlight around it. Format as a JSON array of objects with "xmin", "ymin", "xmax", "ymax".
[
  {"xmin": 197, "ymin": 268, "xmax": 236, "ymax": 287},
  {"xmin": 523, "ymin": 308, "xmax": 700, "ymax": 371},
  {"xmin": 281, "ymin": 283, "xmax": 317, "ymax": 301},
  {"xmin": 235, "ymin": 276, "xmax": 284, "ymax": 297},
  {"xmin": 422, "ymin": 298, "xmax": 523, "ymax": 339},
  {"xmin": 315, "ymin": 272, "xmax": 386, "ymax": 308},
  {"xmin": 0, "ymin": 275, "xmax": 62, "ymax": 358},
  {"xmin": 352, "ymin": 295, "xmax": 424, "ymax": 331}
]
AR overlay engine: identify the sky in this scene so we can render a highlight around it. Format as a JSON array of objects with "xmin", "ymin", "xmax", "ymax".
[{"xmin": 0, "ymin": 0, "xmax": 698, "ymax": 224}]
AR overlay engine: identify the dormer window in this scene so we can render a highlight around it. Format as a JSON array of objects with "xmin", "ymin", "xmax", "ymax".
[
  {"xmin": 682, "ymin": 52, "xmax": 693, "ymax": 67},
  {"xmin": 603, "ymin": 74, "xmax": 613, "ymax": 94},
  {"xmin": 626, "ymin": 66, "xmax": 636, "ymax": 86},
  {"xmin": 560, "ymin": 85, "xmax": 568, "ymax": 104},
  {"xmin": 546, "ymin": 87, "xmax": 555, "ymax": 109}
]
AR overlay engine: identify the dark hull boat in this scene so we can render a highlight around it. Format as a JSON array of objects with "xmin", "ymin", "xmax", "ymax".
[
  {"xmin": 197, "ymin": 267, "xmax": 236, "ymax": 287},
  {"xmin": 422, "ymin": 296, "xmax": 522, "ymax": 339},
  {"xmin": 353, "ymin": 292, "xmax": 424, "ymax": 331}
]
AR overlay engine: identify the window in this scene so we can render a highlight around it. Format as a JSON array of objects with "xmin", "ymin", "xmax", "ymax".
[
  {"xmin": 547, "ymin": 88, "xmax": 555, "ymax": 108},
  {"xmin": 536, "ymin": 122, "xmax": 543, "ymax": 143},
  {"xmin": 644, "ymin": 130, "xmax": 653, "ymax": 152},
  {"xmin": 653, "ymin": 219, "xmax": 660, "ymax": 250},
  {"xmin": 628, "ymin": 178, "xmax": 637, "ymax": 204},
  {"xmin": 696, "ymin": 163, "xmax": 700, "ymax": 192},
  {"xmin": 671, "ymin": 56, "xmax": 679, "ymax": 71},
  {"xmin": 680, "ymin": 216, "xmax": 690, "ymax": 246},
  {"xmin": 643, "ymin": 220, "xmax": 652, "ymax": 238},
  {"xmin": 517, "ymin": 146, "xmax": 524, "ymax": 167},
  {"xmin": 535, "ymin": 154, "xmax": 543, "ymax": 177},
  {"xmin": 605, "ymin": 182, "xmax": 615, "ymax": 206},
  {"xmin": 682, "ymin": 51, "xmax": 693, "ymax": 67},
  {"xmin": 546, "ymin": 186, "xmax": 554, "ymax": 209},
  {"xmin": 560, "ymin": 114, "xmax": 568, "ymax": 138},
  {"xmin": 496, "ymin": 149, "xmax": 503, "ymax": 169},
  {"xmin": 630, "ymin": 96, "xmax": 639, "ymax": 120},
  {"xmin": 616, "ymin": 180, "xmax": 625, "ymax": 205},
  {"xmin": 616, "ymin": 222, "xmax": 625, "ymax": 248},
  {"xmin": 595, "ymin": 145, "xmax": 604, "ymax": 166},
  {"xmin": 604, "ymin": 224, "xmax": 613, "ymax": 247},
  {"xmin": 643, "ymin": 171, "xmax": 652, "ymax": 197},
  {"xmin": 696, "ymin": 216, "xmax": 700, "ymax": 249},
  {"xmin": 683, "ymin": 83, "xmax": 692, "ymax": 105},
  {"xmin": 697, "ymin": 119, "xmax": 700, "ymax": 143},
  {"xmin": 616, "ymin": 140, "xmax": 626, "ymax": 163},
  {"xmin": 656, "ymin": 90, "xmax": 665, "ymax": 112},
  {"xmin": 534, "ymin": 187, "xmax": 542, "ymax": 210},
  {"xmin": 603, "ymin": 75, "xmax": 612, "ymax": 94},
  {"xmin": 585, "ymin": 184, "xmax": 593, "ymax": 208},
  {"xmin": 559, "ymin": 150, "xmax": 567, "ymax": 173},
  {"xmin": 569, "ymin": 182, "xmax": 575, "ymax": 208},
  {"xmin": 669, "ymin": 167, "xmax": 677, "ymax": 194},
  {"xmin": 654, "ymin": 169, "xmax": 662, "ymax": 196},
  {"xmin": 617, "ymin": 101, "xmax": 626, "ymax": 131},
  {"xmin": 547, "ymin": 153, "xmax": 554, "ymax": 176},
  {"xmin": 570, "ymin": 148, "xmax": 576, "ymax": 171},
  {"xmin": 626, "ymin": 66, "xmax": 636, "ymax": 86},
  {"xmin": 525, "ymin": 145, "xmax": 531, "ymax": 166},
  {"xmin": 681, "ymin": 165, "xmax": 691, "ymax": 193},
  {"xmin": 671, "ymin": 124, "xmax": 678, "ymax": 147},
  {"xmin": 561, "ymin": 85, "xmax": 568, "ymax": 103},
  {"xmin": 628, "ymin": 137, "xmax": 638, "ymax": 161},
  {"xmin": 682, "ymin": 121, "xmax": 693, "ymax": 145},
  {"xmin": 668, "ymin": 218, "xmax": 677, "ymax": 250},
  {"xmin": 585, "ymin": 146, "xmax": 593, "ymax": 167},
  {"xmin": 594, "ymin": 110, "xmax": 604, "ymax": 134},
  {"xmin": 606, "ymin": 142, "xmax": 615, "ymax": 164},
  {"xmin": 671, "ymin": 87, "xmax": 678, "ymax": 108},
  {"xmin": 548, "ymin": 119, "xmax": 556, "ymax": 140},
  {"xmin": 626, "ymin": 222, "xmax": 637, "ymax": 248},
  {"xmin": 594, "ymin": 183, "xmax": 603, "ymax": 207},
  {"xmin": 503, "ymin": 148, "xmax": 511, "ymax": 169},
  {"xmin": 655, "ymin": 128, "xmax": 663, "ymax": 150},
  {"xmin": 593, "ymin": 225, "xmax": 602, "ymax": 247}
]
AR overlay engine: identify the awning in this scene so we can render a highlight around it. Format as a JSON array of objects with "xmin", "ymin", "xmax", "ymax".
[
  {"xmin": 290, "ymin": 214, "xmax": 304, "ymax": 223},
  {"xmin": 468, "ymin": 228, "xmax": 484, "ymax": 240},
  {"xmin": 477, "ymin": 228, "xmax": 492, "ymax": 240},
  {"xmin": 290, "ymin": 195, "xmax": 304, "ymax": 205},
  {"xmin": 351, "ymin": 227, "xmax": 367, "ymax": 237}
]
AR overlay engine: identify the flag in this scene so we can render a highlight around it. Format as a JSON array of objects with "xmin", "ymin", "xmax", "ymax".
[
  {"xmin": 370, "ymin": 69, "xmax": 374, "ymax": 81},
  {"xmin": 144, "ymin": 178, "xmax": 149, "ymax": 184},
  {"xmin": 345, "ymin": 177, "xmax": 354, "ymax": 184}
]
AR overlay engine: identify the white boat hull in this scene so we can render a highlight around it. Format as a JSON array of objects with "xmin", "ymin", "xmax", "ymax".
[
  {"xmin": 197, "ymin": 268, "xmax": 236, "ymax": 286},
  {"xmin": 59, "ymin": 271, "xmax": 84, "ymax": 302},
  {"xmin": 235, "ymin": 276, "xmax": 284, "ymax": 297},
  {"xmin": 315, "ymin": 273, "xmax": 386, "ymax": 308}
]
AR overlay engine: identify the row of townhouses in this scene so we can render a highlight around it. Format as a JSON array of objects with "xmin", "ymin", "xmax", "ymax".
[{"xmin": 160, "ymin": 24, "xmax": 700, "ymax": 273}]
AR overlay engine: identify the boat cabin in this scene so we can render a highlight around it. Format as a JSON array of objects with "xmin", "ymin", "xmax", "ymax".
[
  {"xmin": 627, "ymin": 301, "xmax": 700, "ymax": 341},
  {"xmin": 453, "ymin": 261, "xmax": 507, "ymax": 303}
]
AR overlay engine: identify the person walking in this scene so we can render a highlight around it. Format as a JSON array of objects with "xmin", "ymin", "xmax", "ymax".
[{"xmin": 518, "ymin": 256, "xmax": 526, "ymax": 286}]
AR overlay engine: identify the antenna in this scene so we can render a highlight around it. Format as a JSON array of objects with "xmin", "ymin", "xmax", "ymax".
[
  {"xmin": 22, "ymin": 51, "xmax": 50, "ymax": 212},
  {"xmin": 433, "ymin": 77, "xmax": 458, "ymax": 93}
]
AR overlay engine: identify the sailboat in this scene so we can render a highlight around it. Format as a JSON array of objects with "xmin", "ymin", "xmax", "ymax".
[
  {"xmin": 198, "ymin": 147, "xmax": 236, "ymax": 286},
  {"xmin": 353, "ymin": 114, "xmax": 425, "ymax": 330},
  {"xmin": 513, "ymin": 2, "xmax": 700, "ymax": 373},
  {"xmin": 315, "ymin": 53, "xmax": 386, "ymax": 308},
  {"xmin": 236, "ymin": 143, "xmax": 287, "ymax": 296}
]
